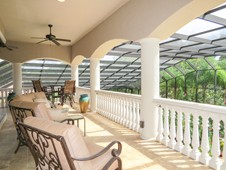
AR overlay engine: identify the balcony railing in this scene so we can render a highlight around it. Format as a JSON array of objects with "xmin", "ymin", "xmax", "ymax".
[
  {"xmin": 154, "ymin": 98, "xmax": 226, "ymax": 170},
  {"xmin": 0, "ymin": 88, "xmax": 34, "ymax": 108},
  {"xmin": 96, "ymin": 90, "xmax": 141, "ymax": 132},
  {"xmin": 90, "ymin": 88, "xmax": 226, "ymax": 170}
]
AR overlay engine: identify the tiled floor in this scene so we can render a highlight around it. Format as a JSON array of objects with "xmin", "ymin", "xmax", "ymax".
[{"xmin": 0, "ymin": 107, "xmax": 212, "ymax": 170}]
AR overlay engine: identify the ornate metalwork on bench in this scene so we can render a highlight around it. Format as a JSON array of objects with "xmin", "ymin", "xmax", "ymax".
[
  {"xmin": 9, "ymin": 104, "xmax": 35, "ymax": 153},
  {"xmin": 18, "ymin": 121, "xmax": 122, "ymax": 170}
]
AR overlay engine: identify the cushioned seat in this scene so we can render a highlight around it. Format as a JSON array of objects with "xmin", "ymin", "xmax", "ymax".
[{"xmin": 19, "ymin": 117, "xmax": 122, "ymax": 170}]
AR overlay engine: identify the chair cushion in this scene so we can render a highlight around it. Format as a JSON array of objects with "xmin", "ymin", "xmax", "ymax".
[
  {"xmin": 24, "ymin": 117, "xmax": 92, "ymax": 170},
  {"xmin": 10, "ymin": 101, "xmax": 51, "ymax": 120},
  {"xmin": 47, "ymin": 108, "xmax": 68, "ymax": 121},
  {"xmin": 12, "ymin": 92, "xmax": 46, "ymax": 102},
  {"xmin": 85, "ymin": 139, "xmax": 118, "ymax": 170},
  {"xmin": 34, "ymin": 92, "xmax": 46, "ymax": 99},
  {"xmin": 13, "ymin": 93, "xmax": 35, "ymax": 102},
  {"xmin": 33, "ymin": 97, "xmax": 51, "ymax": 108}
]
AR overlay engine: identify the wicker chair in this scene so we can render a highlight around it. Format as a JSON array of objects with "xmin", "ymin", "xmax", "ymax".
[
  {"xmin": 61, "ymin": 80, "xmax": 76, "ymax": 107},
  {"xmin": 32, "ymin": 80, "xmax": 44, "ymax": 92},
  {"xmin": 18, "ymin": 117, "xmax": 122, "ymax": 170},
  {"xmin": 32, "ymin": 80, "xmax": 51, "ymax": 100}
]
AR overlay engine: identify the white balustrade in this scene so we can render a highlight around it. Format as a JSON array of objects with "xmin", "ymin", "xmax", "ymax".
[
  {"xmin": 75, "ymin": 88, "xmax": 226, "ymax": 170},
  {"xmin": 154, "ymin": 98, "xmax": 226, "ymax": 170},
  {"xmin": 96, "ymin": 90, "xmax": 141, "ymax": 132},
  {"xmin": 0, "ymin": 88, "xmax": 34, "ymax": 108}
]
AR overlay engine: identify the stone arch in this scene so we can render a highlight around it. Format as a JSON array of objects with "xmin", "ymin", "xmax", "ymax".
[
  {"xmin": 149, "ymin": 0, "xmax": 225, "ymax": 40},
  {"xmin": 22, "ymin": 57, "xmax": 70, "ymax": 65},
  {"xmin": 90, "ymin": 39, "xmax": 128, "ymax": 59},
  {"xmin": 71, "ymin": 55, "xmax": 85, "ymax": 65},
  {"xmin": 72, "ymin": 0, "xmax": 224, "ymax": 58}
]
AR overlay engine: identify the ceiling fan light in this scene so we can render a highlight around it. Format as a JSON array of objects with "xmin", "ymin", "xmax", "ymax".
[{"xmin": 57, "ymin": 0, "xmax": 65, "ymax": 2}]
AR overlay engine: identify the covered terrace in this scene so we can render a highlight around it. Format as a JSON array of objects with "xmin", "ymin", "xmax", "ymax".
[{"xmin": 1, "ymin": 0, "xmax": 226, "ymax": 169}]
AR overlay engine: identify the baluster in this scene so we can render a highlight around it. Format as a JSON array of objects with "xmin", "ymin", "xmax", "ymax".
[
  {"xmin": 102, "ymin": 95, "xmax": 105, "ymax": 116},
  {"xmin": 113, "ymin": 96, "xmax": 117, "ymax": 121},
  {"xmin": 118, "ymin": 97, "xmax": 122, "ymax": 124},
  {"xmin": 190, "ymin": 114, "xmax": 201, "ymax": 160},
  {"xmin": 162, "ymin": 107, "xmax": 169, "ymax": 146},
  {"xmin": 105, "ymin": 94, "xmax": 108, "ymax": 117},
  {"xmin": 126, "ymin": 100, "xmax": 130, "ymax": 128},
  {"xmin": 119, "ymin": 97, "xmax": 124, "ymax": 125},
  {"xmin": 122, "ymin": 99, "xmax": 127, "ymax": 126},
  {"xmin": 115, "ymin": 96, "xmax": 119, "ymax": 122},
  {"xmin": 182, "ymin": 112, "xmax": 191, "ymax": 156},
  {"xmin": 156, "ymin": 105, "xmax": 163, "ymax": 142},
  {"xmin": 114, "ymin": 96, "xmax": 118, "ymax": 123},
  {"xmin": 108, "ymin": 95, "xmax": 112, "ymax": 119},
  {"xmin": 209, "ymin": 118, "xmax": 221, "ymax": 170},
  {"xmin": 129, "ymin": 99, "xmax": 133, "ymax": 129},
  {"xmin": 132, "ymin": 100, "xmax": 136, "ymax": 131},
  {"xmin": 107, "ymin": 95, "xmax": 109, "ymax": 116},
  {"xmin": 96, "ymin": 94, "xmax": 99, "ymax": 112},
  {"xmin": 199, "ymin": 116, "xmax": 211, "ymax": 165},
  {"xmin": 169, "ymin": 108, "xmax": 176, "ymax": 149},
  {"xmin": 110, "ymin": 96, "xmax": 113, "ymax": 120},
  {"xmin": 101, "ymin": 94, "xmax": 104, "ymax": 114},
  {"xmin": 109, "ymin": 95, "xmax": 112, "ymax": 119},
  {"xmin": 99, "ymin": 95, "xmax": 103, "ymax": 114},
  {"xmin": 220, "ymin": 120, "xmax": 226, "ymax": 170},
  {"xmin": 175, "ymin": 110, "xmax": 184, "ymax": 152},
  {"xmin": 101, "ymin": 95, "xmax": 105, "ymax": 116},
  {"xmin": 135, "ymin": 100, "xmax": 140, "ymax": 132}
]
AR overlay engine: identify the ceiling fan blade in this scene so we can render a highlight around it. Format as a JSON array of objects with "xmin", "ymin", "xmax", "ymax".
[
  {"xmin": 31, "ymin": 37, "xmax": 45, "ymax": 39},
  {"xmin": 51, "ymin": 39, "xmax": 61, "ymax": 46},
  {"xmin": 37, "ymin": 39, "xmax": 48, "ymax": 44},
  {"xmin": 55, "ymin": 38, "xmax": 71, "ymax": 42},
  {"xmin": 6, "ymin": 46, "xmax": 13, "ymax": 51}
]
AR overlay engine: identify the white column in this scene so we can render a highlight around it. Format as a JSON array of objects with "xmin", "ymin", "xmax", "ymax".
[
  {"xmin": 13, "ymin": 63, "xmax": 22, "ymax": 95},
  {"xmin": 140, "ymin": 37, "xmax": 160, "ymax": 139},
  {"xmin": 71, "ymin": 65, "xmax": 79, "ymax": 87},
  {"xmin": 90, "ymin": 58, "xmax": 100, "ymax": 112}
]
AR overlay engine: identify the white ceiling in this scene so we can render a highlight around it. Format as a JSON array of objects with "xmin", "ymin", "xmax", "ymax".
[{"xmin": 0, "ymin": 0, "xmax": 129, "ymax": 46}]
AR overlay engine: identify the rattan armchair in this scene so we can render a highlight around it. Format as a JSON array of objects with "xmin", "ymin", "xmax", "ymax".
[
  {"xmin": 32, "ymin": 80, "xmax": 51, "ymax": 100},
  {"xmin": 18, "ymin": 117, "xmax": 122, "ymax": 170},
  {"xmin": 61, "ymin": 80, "xmax": 76, "ymax": 107}
]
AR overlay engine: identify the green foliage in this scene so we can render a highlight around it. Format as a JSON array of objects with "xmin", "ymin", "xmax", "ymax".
[{"xmin": 160, "ymin": 56, "xmax": 226, "ymax": 106}]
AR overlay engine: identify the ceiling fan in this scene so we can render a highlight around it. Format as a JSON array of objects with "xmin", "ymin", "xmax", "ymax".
[
  {"xmin": 31, "ymin": 24, "xmax": 71, "ymax": 46},
  {"xmin": 0, "ymin": 39, "xmax": 18, "ymax": 51}
]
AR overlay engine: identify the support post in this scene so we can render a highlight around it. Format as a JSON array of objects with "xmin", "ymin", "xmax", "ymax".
[
  {"xmin": 13, "ymin": 63, "xmax": 22, "ymax": 95},
  {"xmin": 90, "ymin": 58, "xmax": 100, "ymax": 112},
  {"xmin": 71, "ymin": 65, "xmax": 79, "ymax": 87},
  {"xmin": 140, "ymin": 37, "xmax": 160, "ymax": 139}
]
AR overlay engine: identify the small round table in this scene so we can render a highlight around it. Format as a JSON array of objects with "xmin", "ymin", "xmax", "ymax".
[{"xmin": 60, "ymin": 113, "xmax": 86, "ymax": 136}]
